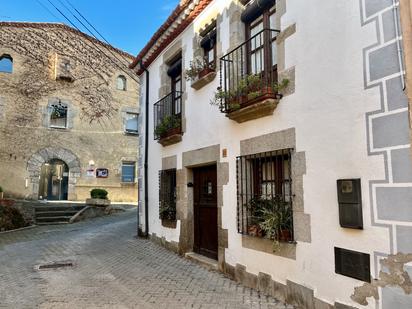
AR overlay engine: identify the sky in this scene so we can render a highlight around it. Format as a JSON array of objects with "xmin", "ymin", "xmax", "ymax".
[{"xmin": 0, "ymin": 0, "xmax": 180, "ymax": 56}]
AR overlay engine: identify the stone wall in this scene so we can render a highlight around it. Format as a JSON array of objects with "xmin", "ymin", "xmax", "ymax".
[{"xmin": 0, "ymin": 23, "xmax": 139, "ymax": 202}]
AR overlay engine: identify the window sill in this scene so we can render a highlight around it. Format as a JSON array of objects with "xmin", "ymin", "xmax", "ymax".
[
  {"xmin": 241, "ymin": 234, "xmax": 296, "ymax": 260},
  {"xmin": 120, "ymin": 182, "xmax": 137, "ymax": 186},
  {"xmin": 49, "ymin": 125, "xmax": 68, "ymax": 130},
  {"xmin": 190, "ymin": 70, "xmax": 216, "ymax": 90},
  {"xmin": 226, "ymin": 96, "xmax": 280, "ymax": 123},
  {"xmin": 124, "ymin": 131, "xmax": 139, "ymax": 136}
]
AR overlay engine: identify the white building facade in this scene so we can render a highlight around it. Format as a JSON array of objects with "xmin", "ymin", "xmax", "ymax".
[{"xmin": 131, "ymin": 0, "xmax": 412, "ymax": 308}]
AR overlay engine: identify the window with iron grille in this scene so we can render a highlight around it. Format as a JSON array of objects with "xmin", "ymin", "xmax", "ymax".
[
  {"xmin": 49, "ymin": 101, "xmax": 68, "ymax": 129},
  {"xmin": 159, "ymin": 169, "xmax": 177, "ymax": 221},
  {"xmin": 236, "ymin": 149, "xmax": 293, "ymax": 241}
]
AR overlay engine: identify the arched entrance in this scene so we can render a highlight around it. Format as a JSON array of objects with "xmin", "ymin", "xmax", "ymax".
[
  {"xmin": 27, "ymin": 147, "xmax": 81, "ymax": 201},
  {"xmin": 38, "ymin": 159, "xmax": 69, "ymax": 200}
]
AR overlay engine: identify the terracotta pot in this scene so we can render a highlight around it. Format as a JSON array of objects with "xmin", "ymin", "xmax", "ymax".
[
  {"xmin": 198, "ymin": 67, "xmax": 214, "ymax": 79},
  {"xmin": 160, "ymin": 126, "xmax": 181, "ymax": 139},
  {"xmin": 248, "ymin": 224, "xmax": 263, "ymax": 237},
  {"xmin": 278, "ymin": 229, "xmax": 292, "ymax": 242}
]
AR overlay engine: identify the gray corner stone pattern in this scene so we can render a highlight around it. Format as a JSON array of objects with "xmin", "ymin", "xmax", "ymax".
[
  {"xmin": 364, "ymin": 0, "xmax": 393, "ymax": 18},
  {"xmin": 376, "ymin": 187, "xmax": 412, "ymax": 221},
  {"xmin": 391, "ymin": 148, "xmax": 412, "ymax": 183},
  {"xmin": 396, "ymin": 226, "xmax": 412, "ymax": 253},
  {"xmin": 372, "ymin": 111, "xmax": 410, "ymax": 148},
  {"xmin": 386, "ymin": 76, "xmax": 409, "ymax": 111},
  {"xmin": 369, "ymin": 42, "xmax": 401, "ymax": 81}
]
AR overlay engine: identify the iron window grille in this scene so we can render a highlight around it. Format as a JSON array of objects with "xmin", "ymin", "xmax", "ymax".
[
  {"xmin": 153, "ymin": 91, "xmax": 182, "ymax": 140},
  {"xmin": 159, "ymin": 169, "xmax": 177, "ymax": 221},
  {"xmin": 49, "ymin": 101, "xmax": 68, "ymax": 128},
  {"xmin": 219, "ymin": 28, "xmax": 280, "ymax": 113},
  {"xmin": 236, "ymin": 148, "xmax": 293, "ymax": 241}
]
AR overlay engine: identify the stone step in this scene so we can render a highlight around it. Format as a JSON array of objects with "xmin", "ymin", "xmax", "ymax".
[
  {"xmin": 185, "ymin": 252, "xmax": 218, "ymax": 271},
  {"xmin": 34, "ymin": 206, "xmax": 85, "ymax": 212},
  {"xmin": 35, "ymin": 211, "xmax": 79, "ymax": 217},
  {"xmin": 36, "ymin": 216, "xmax": 73, "ymax": 223}
]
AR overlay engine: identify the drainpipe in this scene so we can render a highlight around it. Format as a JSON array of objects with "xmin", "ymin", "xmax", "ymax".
[{"xmin": 139, "ymin": 60, "xmax": 150, "ymax": 238}]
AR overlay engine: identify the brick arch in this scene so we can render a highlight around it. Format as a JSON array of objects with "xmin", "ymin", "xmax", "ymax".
[{"xmin": 27, "ymin": 147, "xmax": 81, "ymax": 200}]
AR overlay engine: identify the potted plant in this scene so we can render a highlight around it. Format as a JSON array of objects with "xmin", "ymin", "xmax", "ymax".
[
  {"xmin": 246, "ymin": 196, "xmax": 293, "ymax": 251},
  {"xmin": 159, "ymin": 201, "xmax": 176, "ymax": 221},
  {"xmin": 0, "ymin": 186, "xmax": 3, "ymax": 200},
  {"xmin": 86, "ymin": 188, "xmax": 110, "ymax": 207},
  {"xmin": 185, "ymin": 57, "xmax": 214, "ymax": 82},
  {"xmin": 154, "ymin": 115, "xmax": 181, "ymax": 139}
]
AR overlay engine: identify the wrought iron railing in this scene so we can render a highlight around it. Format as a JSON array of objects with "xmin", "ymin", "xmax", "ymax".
[
  {"xmin": 220, "ymin": 28, "xmax": 280, "ymax": 113},
  {"xmin": 153, "ymin": 91, "xmax": 182, "ymax": 140},
  {"xmin": 159, "ymin": 168, "xmax": 177, "ymax": 221},
  {"xmin": 236, "ymin": 149, "xmax": 294, "ymax": 242}
]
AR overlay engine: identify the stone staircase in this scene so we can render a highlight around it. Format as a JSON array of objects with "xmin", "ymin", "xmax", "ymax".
[{"xmin": 34, "ymin": 203, "xmax": 86, "ymax": 225}]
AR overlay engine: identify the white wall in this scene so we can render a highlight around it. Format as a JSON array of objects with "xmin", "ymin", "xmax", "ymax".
[{"xmin": 139, "ymin": 0, "xmax": 391, "ymax": 307}]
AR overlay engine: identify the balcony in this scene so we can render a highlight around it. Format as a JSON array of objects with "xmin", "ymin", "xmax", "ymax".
[
  {"xmin": 154, "ymin": 91, "xmax": 183, "ymax": 146},
  {"xmin": 219, "ymin": 28, "xmax": 285, "ymax": 123}
]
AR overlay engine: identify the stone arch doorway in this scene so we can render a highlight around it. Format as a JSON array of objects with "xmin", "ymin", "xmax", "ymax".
[
  {"xmin": 38, "ymin": 159, "xmax": 69, "ymax": 200},
  {"xmin": 27, "ymin": 147, "xmax": 81, "ymax": 200}
]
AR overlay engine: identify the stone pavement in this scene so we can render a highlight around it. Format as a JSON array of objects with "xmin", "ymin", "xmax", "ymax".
[{"xmin": 0, "ymin": 209, "xmax": 292, "ymax": 309}]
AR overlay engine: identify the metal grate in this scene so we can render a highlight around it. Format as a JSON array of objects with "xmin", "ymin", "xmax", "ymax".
[
  {"xmin": 159, "ymin": 169, "xmax": 177, "ymax": 221},
  {"xmin": 220, "ymin": 28, "xmax": 280, "ymax": 113},
  {"xmin": 38, "ymin": 261, "xmax": 73, "ymax": 270},
  {"xmin": 153, "ymin": 91, "xmax": 182, "ymax": 140},
  {"xmin": 236, "ymin": 149, "xmax": 293, "ymax": 241}
]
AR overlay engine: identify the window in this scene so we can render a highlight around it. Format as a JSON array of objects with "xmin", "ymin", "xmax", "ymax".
[
  {"xmin": 121, "ymin": 162, "xmax": 136, "ymax": 183},
  {"xmin": 237, "ymin": 149, "xmax": 293, "ymax": 241},
  {"xmin": 159, "ymin": 169, "xmax": 177, "ymax": 221},
  {"xmin": 125, "ymin": 113, "xmax": 138, "ymax": 134},
  {"xmin": 0, "ymin": 54, "xmax": 13, "ymax": 73},
  {"xmin": 117, "ymin": 75, "xmax": 127, "ymax": 90},
  {"xmin": 49, "ymin": 101, "xmax": 68, "ymax": 128},
  {"xmin": 169, "ymin": 56, "xmax": 182, "ymax": 115},
  {"xmin": 200, "ymin": 26, "xmax": 217, "ymax": 68}
]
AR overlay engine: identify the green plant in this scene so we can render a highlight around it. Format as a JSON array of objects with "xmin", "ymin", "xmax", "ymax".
[
  {"xmin": 154, "ymin": 115, "xmax": 181, "ymax": 138},
  {"xmin": 159, "ymin": 201, "xmax": 176, "ymax": 221},
  {"xmin": 90, "ymin": 188, "xmax": 108, "ymax": 199},
  {"xmin": 0, "ymin": 205, "xmax": 27, "ymax": 231},
  {"xmin": 272, "ymin": 78, "xmax": 290, "ymax": 93},
  {"xmin": 246, "ymin": 196, "xmax": 293, "ymax": 251},
  {"xmin": 0, "ymin": 186, "xmax": 3, "ymax": 193},
  {"xmin": 185, "ymin": 57, "xmax": 212, "ymax": 81}
]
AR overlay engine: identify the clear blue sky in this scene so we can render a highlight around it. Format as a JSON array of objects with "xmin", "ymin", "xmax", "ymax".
[{"xmin": 0, "ymin": 0, "xmax": 179, "ymax": 56}]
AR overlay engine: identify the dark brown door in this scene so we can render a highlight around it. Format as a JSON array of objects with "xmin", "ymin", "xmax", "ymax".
[{"xmin": 193, "ymin": 165, "xmax": 218, "ymax": 260}]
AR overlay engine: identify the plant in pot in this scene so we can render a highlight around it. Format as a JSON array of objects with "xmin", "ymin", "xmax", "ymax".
[
  {"xmin": 90, "ymin": 188, "xmax": 108, "ymax": 199},
  {"xmin": 210, "ymin": 87, "xmax": 240, "ymax": 112},
  {"xmin": 0, "ymin": 186, "xmax": 3, "ymax": 200},
  {"xmin": 159, "ymin": 201, "xmax": 176, "ymax": 221},
  {"xmin": 185, "ymin": 57, "xmax": 214, "ymax": 82},
  {"xmin": 154, "ymin": 115, "xmax": 181, "ymax": 139},
  {"xmin": 257, "ymin": 196, "xmax": 293, "ymax": 251}
]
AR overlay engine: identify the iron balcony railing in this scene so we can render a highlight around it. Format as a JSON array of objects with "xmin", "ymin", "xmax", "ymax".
[
  {"xmin": 153, "ymin": 91, "xmax": 182, "ymax": 140},
  {"xmin": 220, "ymin": 28, "xmax": 280, "ymax": 113}
]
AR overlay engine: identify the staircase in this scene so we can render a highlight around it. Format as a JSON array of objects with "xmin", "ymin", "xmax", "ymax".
[{"xmin": 34, "ymin": 203, "xmax": 86, "ymax": 225}]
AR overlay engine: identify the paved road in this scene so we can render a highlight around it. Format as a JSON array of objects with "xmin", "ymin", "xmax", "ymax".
[{"xmin": 0, "ymin": 210, "xmax": 291, "ymax": 309}]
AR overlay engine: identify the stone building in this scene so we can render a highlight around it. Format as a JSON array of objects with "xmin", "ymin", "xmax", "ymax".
[
  {"xmin": 0, "ymin": 22, "xmax": 139, "ymax": 202},
  {"xmin": 132, "ymin": 0, "xmax": 412, "ymax": 308}
]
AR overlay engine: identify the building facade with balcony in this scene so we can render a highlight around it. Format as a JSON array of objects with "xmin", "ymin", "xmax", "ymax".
[
  {"xmin": 0, "ymin": 22, "xmax": 139, "ymax": 202},
  {"xmin": 131, "ymin": 0, "xmax": 412, "ymax": 308}
]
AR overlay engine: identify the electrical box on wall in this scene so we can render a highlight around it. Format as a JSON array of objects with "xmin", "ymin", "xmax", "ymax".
[{"xmin": 337, "ymin": 179, "xmax": 363, "ymax": 229}]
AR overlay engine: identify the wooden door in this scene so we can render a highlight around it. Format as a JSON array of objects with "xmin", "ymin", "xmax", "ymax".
[{"xmin": 193, "ymin": 165, "xmax": 218, "ymax": 260}]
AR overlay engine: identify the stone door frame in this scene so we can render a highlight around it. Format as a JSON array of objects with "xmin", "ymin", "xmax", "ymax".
[{"xmin": 27, "ymin": 147, "xmax": 81, "ymax": 200}]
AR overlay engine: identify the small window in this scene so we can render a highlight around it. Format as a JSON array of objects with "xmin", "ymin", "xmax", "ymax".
[
  {"xmin": 49, "ymin": 101, "xmax": 68, "ymax": 128},
  {"xmin": 159, "ymin": 169, "xmax": 177, "ymax": 221},
  {"xmin": 0, "ymin": 54, "xmax": 13, "ymax": 73},
  {"xmin": 200, "ymin": 26, "xmax": 217, "ymax": 68},
  {"xmin": 117, "ymin": 75, "xmax": 127, "ymax": 91},
  {"xmin": 125, "ymin": 112, "xmax": 138, "ymax": 134},
  {"xmin": 237, "ymin": 149, "xmax": 293, "ymax": 241},
  {"xmin": 122, "ymin": 162, "xmax": 136, "ymax": 183}
]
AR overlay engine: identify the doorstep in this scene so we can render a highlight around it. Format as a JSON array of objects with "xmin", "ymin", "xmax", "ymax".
[{"xmin": 185, "ymin": 252, "xmax": 218, "ymax": 271}]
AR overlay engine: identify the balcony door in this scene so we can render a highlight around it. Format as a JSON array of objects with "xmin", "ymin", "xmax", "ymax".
[
  {"xmin": 246, "ymin": 7, "xmax": 277, "ymax": 84},
  {"xmin": 168, "ymin": 57, "xmax": 182, "ymax": 117}
]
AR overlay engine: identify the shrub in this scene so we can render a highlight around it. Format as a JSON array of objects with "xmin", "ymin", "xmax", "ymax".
[
  {"xmin": 0, "ymin": 205, "xmax": 27, "ymax": 231},
  {"xmin": 90, "ymin": 188, "xmax": 108, "ymax": 199}
]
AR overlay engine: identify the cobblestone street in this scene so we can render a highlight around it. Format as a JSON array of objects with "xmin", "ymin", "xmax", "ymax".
[{"xmin": 0, "ymin": 210, "xmax": 290, "ymax": 309}]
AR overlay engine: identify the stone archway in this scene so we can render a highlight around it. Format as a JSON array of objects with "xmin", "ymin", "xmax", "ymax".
[{"xmin": 27, "ymin": 147, "xmax": 81, "ymax": 200}]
